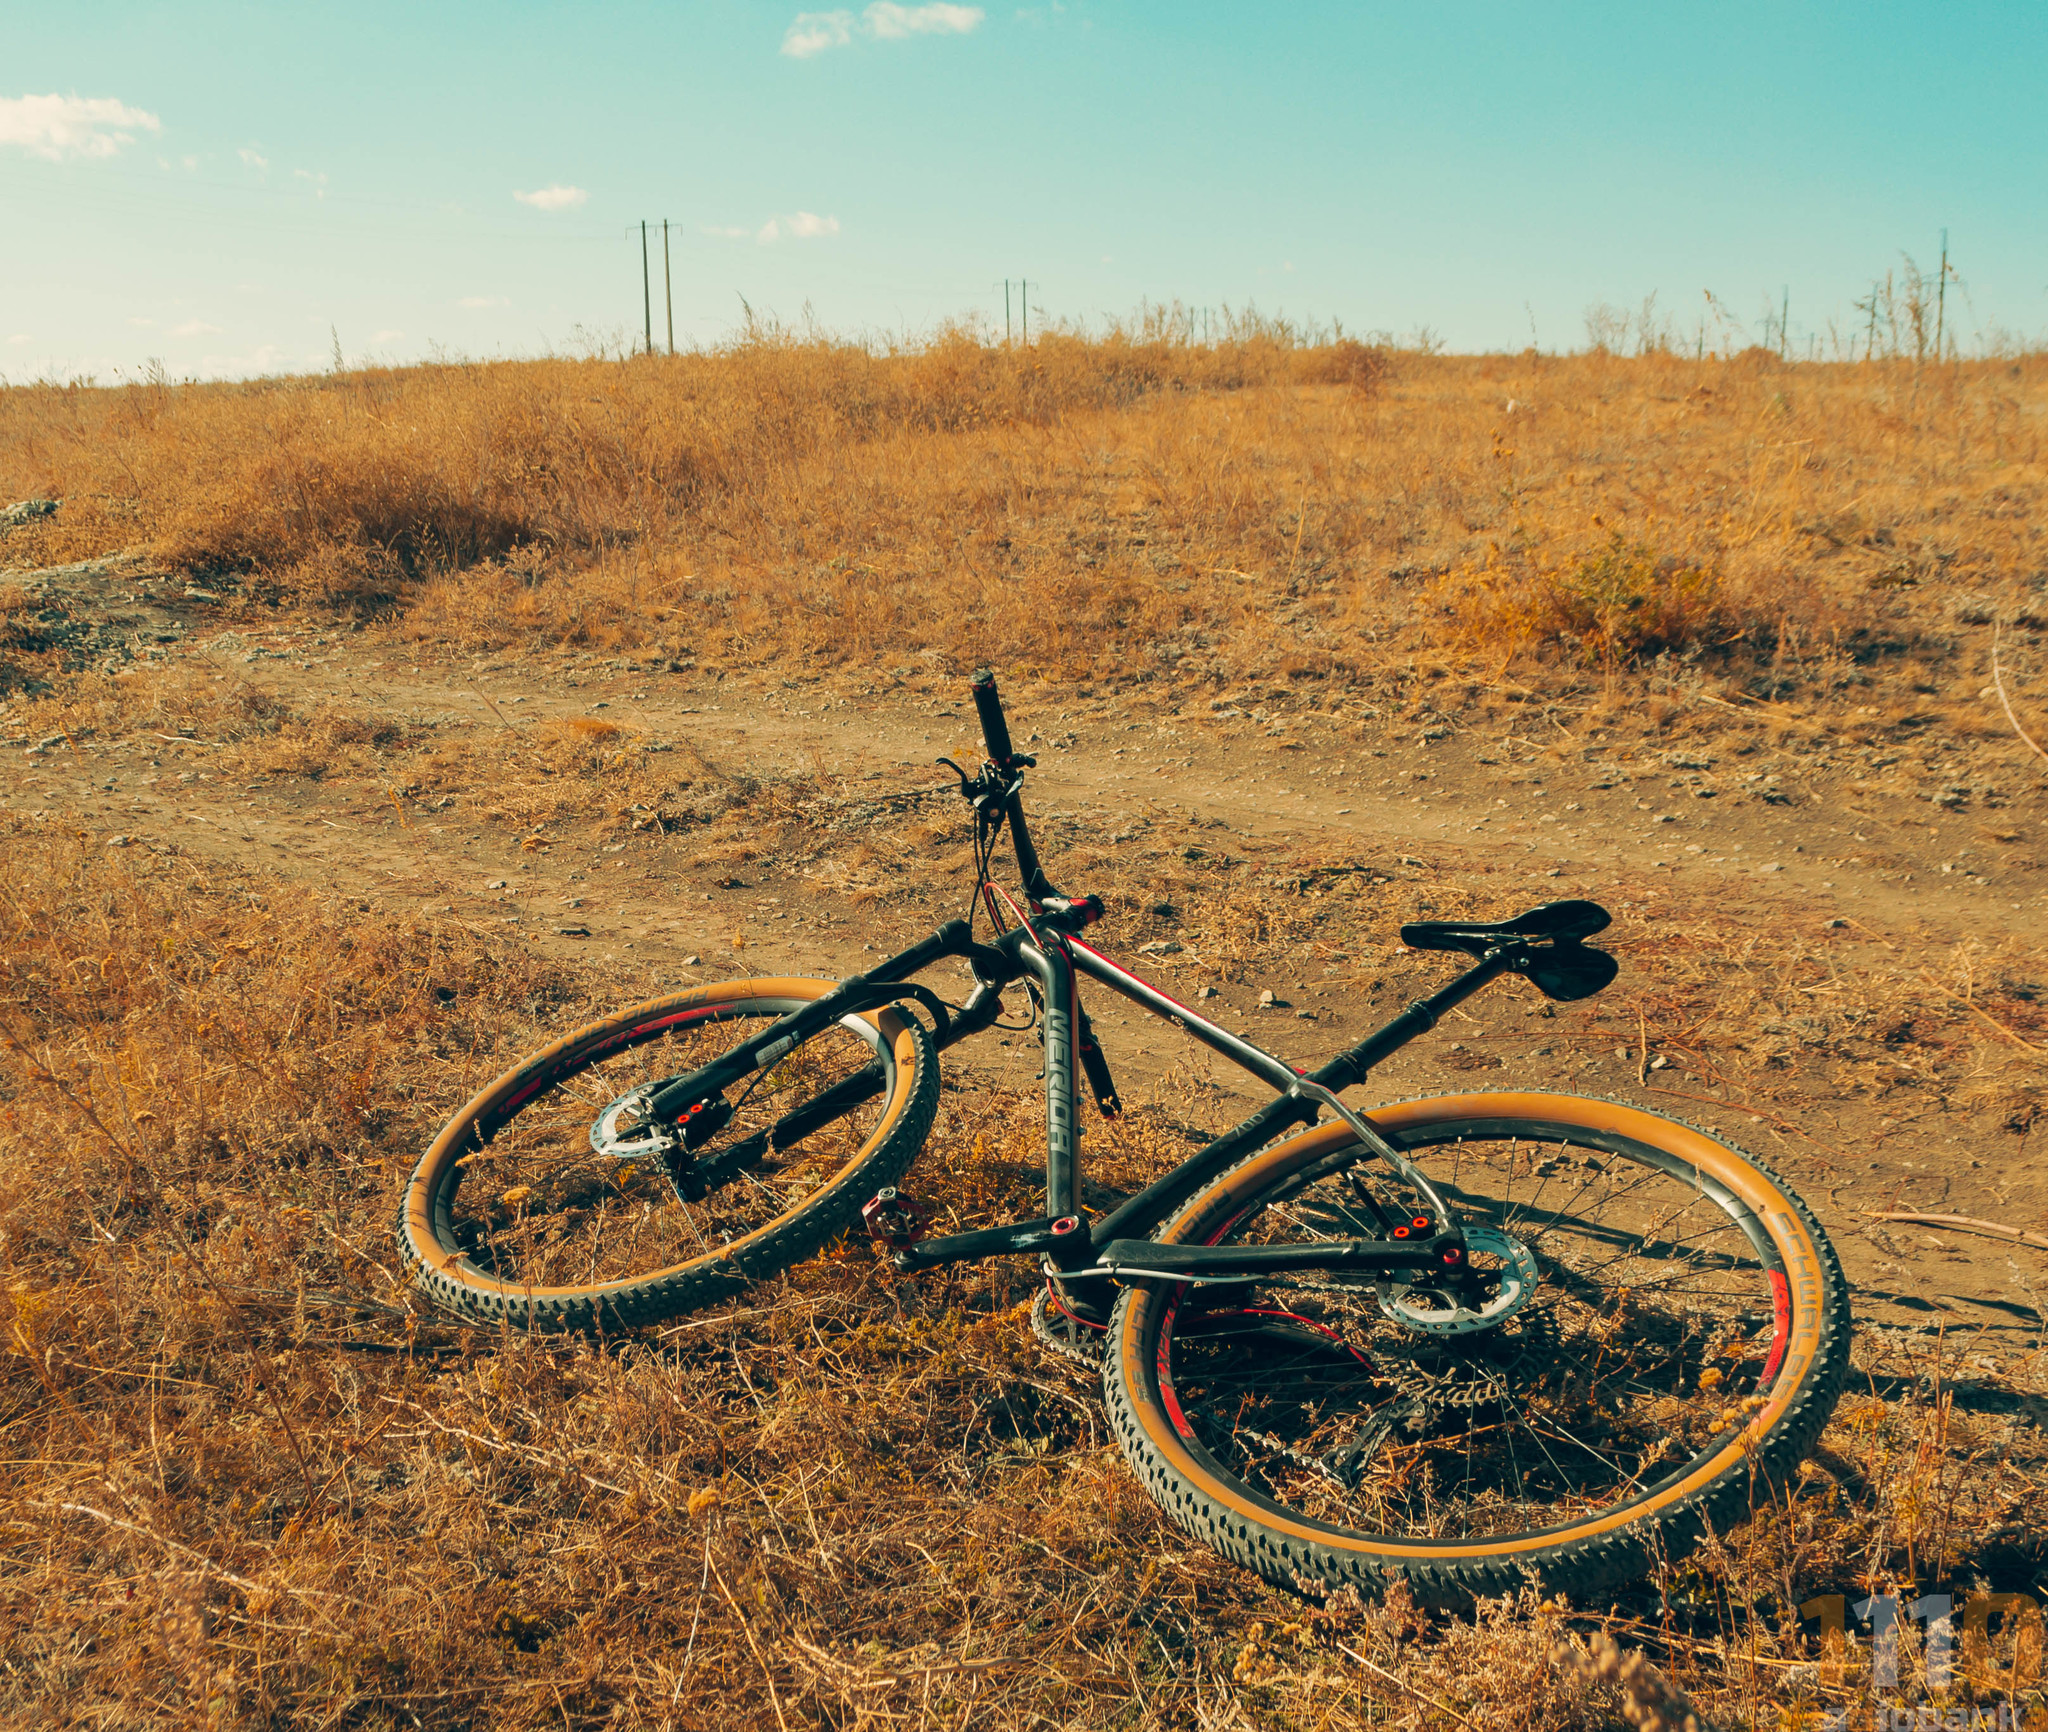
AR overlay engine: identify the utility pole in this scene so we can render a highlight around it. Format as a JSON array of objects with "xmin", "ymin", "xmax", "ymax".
[
  {"xmin": 640, "ymin": 222, "xmax": 654, "ymax": 356},
  {"xmin": 1020, "ymin": 278, "xmax": 1028, "ymax": 345},
  {"xmin": 1004, "ymin": 279, "xmax": 1012, "ymax": 345},
  {"xmin": 1779, "ymin": 286, "xmax": 1789, "ymax": 361},
  {"xmin": 1935, "ymin": 228, "xmax": 1948, "ymax": 361},
  {"xmin": 663, "ymin": 220, "xmax": 675, "ymax": 357}
]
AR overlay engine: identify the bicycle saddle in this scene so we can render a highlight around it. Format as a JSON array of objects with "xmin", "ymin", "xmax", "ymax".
[{"xmin": 1401, "ymin": 899, "xmax": 1617, "ymax": 1002}]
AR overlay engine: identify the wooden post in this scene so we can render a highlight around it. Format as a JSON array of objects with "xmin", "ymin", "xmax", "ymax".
[
  {"xmin": 641, "ymin": 221, "xmax": 653, "ymax": 356},
  {"xmin": 663, "ymin": 220, "xmax": 675, "ymax": 356}
]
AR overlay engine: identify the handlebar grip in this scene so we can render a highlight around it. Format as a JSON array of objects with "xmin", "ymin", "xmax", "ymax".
[{"xmin": 969, "ymin": 667, "xmax": 1016, "ymax": 764}]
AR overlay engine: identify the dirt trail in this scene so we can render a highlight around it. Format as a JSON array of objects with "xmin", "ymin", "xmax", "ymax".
[{"xmin": 7, "ymin": 581, "xmax": 2048, "ymax": 1371}]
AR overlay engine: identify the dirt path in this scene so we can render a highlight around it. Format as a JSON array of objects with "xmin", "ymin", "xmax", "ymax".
[{"xmin": 7, "ymin": 576, "xmax": 2048, "ymax": 1367}]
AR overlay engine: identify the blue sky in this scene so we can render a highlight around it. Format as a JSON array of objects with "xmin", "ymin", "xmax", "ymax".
[{"xmin": 4, "ymin": 1, "xmax": 2044, "ymax": 380}]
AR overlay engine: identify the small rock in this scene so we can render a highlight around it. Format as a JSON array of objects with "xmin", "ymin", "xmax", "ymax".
[
  {"xmin": 1295, "ymin": 1009, "xmax": 1317, "ymax": 1020},
  {"xmin": 1655, "ymin": 814, "xmax": 1676, "ymax": 824},
  {"xmin": 0, "ymin": 498, "xmax": 57, "ymax": 527},
  {"xmin": 1195, "ymin": 985, "xmax": 1218, "ymax": 999},
  {"xmin": 1398, "ymin": 855, "xmax": 1425, "ymax": 868},
  {"xmin": 485, "ymin": 879, "xmax": 507, "ymax": 890},
  {"xmin": 1825, "ymin": 918, "xmax": 1847, "ymax": 929},
  {"xmin": 106, "ymin": 834, "xmax": 131, "ymax": 847},
  {"xmin": 1257, "ymin": 989, "xmax": 1290, "ymax": 1009},
  {"xmin": 1758, "ymin": 862, "xmax": 1783, "ymax": 874},
  {"xmin": 1648, "ymin": 1054, "xmax": 1671, "ymax": 1071},
  {"xmin": 682, "ymin": 953, "xmax": 701, "ymax": 965}
]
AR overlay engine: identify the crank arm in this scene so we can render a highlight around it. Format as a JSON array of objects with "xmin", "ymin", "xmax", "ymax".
[{"xmin": 888, "ymin": 1213, "xmax": 1088, "ymax": 1272}]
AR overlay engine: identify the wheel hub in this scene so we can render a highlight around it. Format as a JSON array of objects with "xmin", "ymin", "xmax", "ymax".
[{"xmin": 1377, "ymin": 1226, "xmax": 1538, "ymax": 1336}]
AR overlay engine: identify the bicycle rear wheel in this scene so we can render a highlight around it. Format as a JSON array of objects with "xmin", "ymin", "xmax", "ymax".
[
  {"xmin": 1103, "ymin": 1092, "xmax": 1850, "ymax": 1606},
  {"xmin": 398, "ymin": 977, "xmax": 938, "ymax": 1331}
]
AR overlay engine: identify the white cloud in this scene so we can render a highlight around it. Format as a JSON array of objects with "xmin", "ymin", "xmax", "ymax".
[
  {"xmin": 370, "ymin": 329, "xmax": 404, "ymax": 344},
  {"xmin": 514, "ymin": 183, "xmax": 587, "ymax": 212},
  {"xmin": 457, "ymin": 295, "xmax": 510, "ymax": 309},
  {"xmin": 238, "ymin": 146, "xmax": 268, "ymax": 170},
  {"xmin": 6, "ymin": 334, "xmax": 31, "ymax": 346},
  {"xmin": 171, "ymin": 319, "xmax": 221, "ymax": 338},
  {"xmin": 865, "ymin": 3, "xmax": 982, "ymax": 39},
  {"xmin": 782, "ymin": 11, "xmax": 854, "ymax": 56},
  {"xmin": 0, "ymin": 94, "xmax": 161, "ymax": 160},
  {"xmin": 701, "ymin": 224, "xmax": 753, "ymax": 238},
  {"xmin": 751, "ymin": 211, "xmax": 841, "ymax": 244},
  {"xmin": 781, "ymin": 2, "xmax": 981, "ymax": 55}
]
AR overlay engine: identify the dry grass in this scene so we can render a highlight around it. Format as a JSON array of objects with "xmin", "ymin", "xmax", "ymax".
[
  {"xmin": 4, "ymin": 802, "xmax": 2046, "ymax": 1728},
  {"xmin": 4, "ymin": 336, "xmax": 2047, "ymax": 730},
  {"xmin": 6, "ymin": 331, "xmax": 2048, "ymax": 1725}
]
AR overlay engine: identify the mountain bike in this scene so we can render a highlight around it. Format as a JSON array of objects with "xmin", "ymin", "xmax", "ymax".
[{"xmin": 397, "ymin": 669, "xmax": 1851, "ymax": 1606}]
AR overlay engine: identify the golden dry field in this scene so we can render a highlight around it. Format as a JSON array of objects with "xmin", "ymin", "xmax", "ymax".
[{"xmin": 3, "ymin": 332, "xmax": 2047, "ymax": 1730}]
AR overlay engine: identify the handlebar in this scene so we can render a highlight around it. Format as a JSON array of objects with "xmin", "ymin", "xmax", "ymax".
[
  {"xmin": 967, "ymin": 667, "xmax": 1054, "ymax": 903},
  {"xmin": 969, "ymin": 667, "xmax": 1016, "ymax": 765}
]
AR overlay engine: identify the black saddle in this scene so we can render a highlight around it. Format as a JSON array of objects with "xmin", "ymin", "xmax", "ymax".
[{"xmin": 1400, "ymin": 899, "xmax": 1617, "ymax": 1002}]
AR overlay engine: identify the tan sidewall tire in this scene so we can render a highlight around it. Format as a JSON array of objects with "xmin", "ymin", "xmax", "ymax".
[
  {"xmin": 396, "ymin": 977, "xmax": 938, "ymax": 1332},
  {"xmin": 1103, "ymin": 1091, "xmax": 1851, "ymax": 1605}
]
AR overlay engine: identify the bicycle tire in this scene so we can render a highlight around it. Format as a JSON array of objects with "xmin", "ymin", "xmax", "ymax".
[
  {"xmin": 397, "ymin": 977, "xmax": 939, "ymax": 1331},
  {"xmin": 1103, "ymin": 1091, "xmax": 1851, "ymax": 1606}
]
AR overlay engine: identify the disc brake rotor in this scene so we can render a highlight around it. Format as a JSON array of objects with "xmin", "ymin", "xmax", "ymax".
[
  {"xmin": 1377, "ymin": 1226, "xmax": 1537, "ymax": 1336},
  {"xmin": 589, "ymin": 1084, "xmax": 679, "ymax": 1161}
]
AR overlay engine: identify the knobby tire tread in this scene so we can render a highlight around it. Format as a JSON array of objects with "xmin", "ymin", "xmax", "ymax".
[
  {"xmin": 1100, "ymin": 1092, "xmax": 1852, "ymax": 1607},
  {"xmin": 396, "ymin": 979, "xmax": 940, "ymax": 1333}
]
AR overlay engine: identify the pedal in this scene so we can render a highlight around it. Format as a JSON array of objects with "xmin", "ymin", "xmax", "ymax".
[{"xmin": 862, "ymin": 1186, "xmax": 932, "ymax": 1250}]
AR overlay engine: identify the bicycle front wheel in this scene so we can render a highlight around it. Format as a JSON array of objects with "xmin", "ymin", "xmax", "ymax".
[
  {"xmin": 1103, "ymin": 1092, "xmax": 1850, "ymax": 1606},
  {"xmin": 398, "ymin": 977, "xmax": 939, "ymax": 1331}
]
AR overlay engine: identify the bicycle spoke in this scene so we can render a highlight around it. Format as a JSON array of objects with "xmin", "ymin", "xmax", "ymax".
[{"xmin": 1156, "ymin": 1124, "xmax": 1789, "ymax": 1541}]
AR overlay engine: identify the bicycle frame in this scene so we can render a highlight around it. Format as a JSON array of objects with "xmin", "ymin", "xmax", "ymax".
[
  {"xmin": 846, "ymin": 911, "xmax": 1502, "ymax": 1298},
  {"xmin": 636, "ymin": 668, "xmax": 1612, "ymax": 1307}
]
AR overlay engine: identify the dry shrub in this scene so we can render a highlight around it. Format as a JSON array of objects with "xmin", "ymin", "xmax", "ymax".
[{"xmin": 1439, "ymin": 532, "xmax": 1745, "ymax": 667}]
